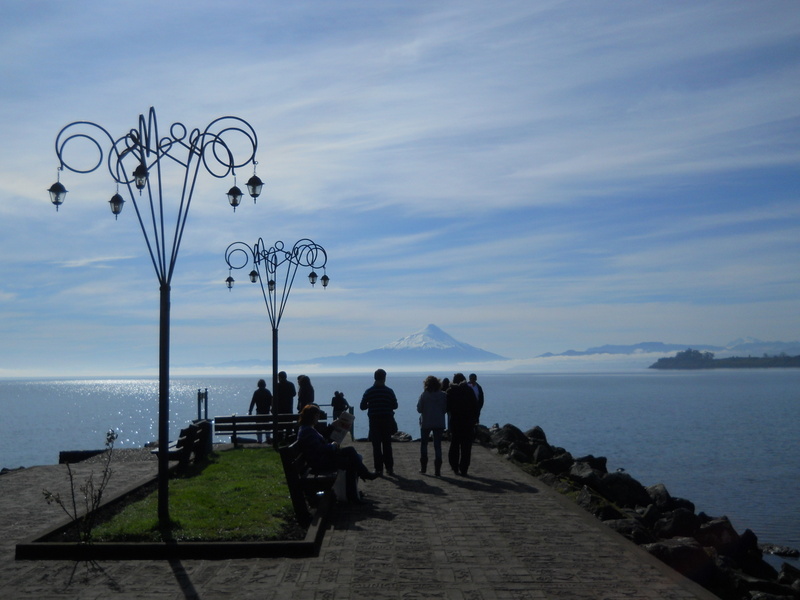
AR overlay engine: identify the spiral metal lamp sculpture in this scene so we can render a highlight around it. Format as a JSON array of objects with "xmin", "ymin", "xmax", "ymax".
[
  {"xmin": 50, "ymin": 107, "xmax": 262, "ymax": 526},
  {"xmin": 225, "ymin": 239, "xmax": 329, "ymax": 398}
]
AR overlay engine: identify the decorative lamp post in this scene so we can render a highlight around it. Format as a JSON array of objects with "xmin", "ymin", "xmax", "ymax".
[
  {"xmin": 49, "ymin": 107, "xmax": 261, "ymax": 528},
  {"xmin": 225, "ymin": 239, "xmax": 329, "ymax": 403}
]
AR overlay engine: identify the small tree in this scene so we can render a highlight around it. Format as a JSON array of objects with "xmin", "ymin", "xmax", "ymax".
[{"xmin": 43, "ymin": 429, "xmax": 118, "ymax": 544}]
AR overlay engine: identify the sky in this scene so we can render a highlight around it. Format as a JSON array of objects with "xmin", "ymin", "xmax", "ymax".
[{"xmin": 1, "ymin": 1, "xmax": 799, "ymax": 377}]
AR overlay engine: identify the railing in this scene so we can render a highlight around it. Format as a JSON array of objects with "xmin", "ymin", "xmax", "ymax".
[{"xmin": 197, "ymin": 388, "xmax": 208, "ymax": 421}]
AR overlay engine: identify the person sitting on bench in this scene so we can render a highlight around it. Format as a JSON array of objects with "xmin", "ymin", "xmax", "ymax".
[{"xmin": 296, "ymin": 404, "xmax": 379, "ymax": 502}]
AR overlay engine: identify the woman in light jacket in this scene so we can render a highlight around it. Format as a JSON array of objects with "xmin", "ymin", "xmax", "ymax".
[{"xmin": 416, "ymin": 375, "xmax": 447, "ymax": 476}]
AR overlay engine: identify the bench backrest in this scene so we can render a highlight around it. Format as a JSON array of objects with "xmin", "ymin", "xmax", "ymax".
[
  {"xmin": 279, "ymin": 441, "xmax": 314, "ymax": 526},
  {"xmin": 214, "ymin": 413, "xmax": 303, "ymax": 433}
]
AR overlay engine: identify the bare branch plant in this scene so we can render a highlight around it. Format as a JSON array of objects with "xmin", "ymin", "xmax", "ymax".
[{"xmin": 42, "ymin": 429, "xmax": 118, "ymax": 544}]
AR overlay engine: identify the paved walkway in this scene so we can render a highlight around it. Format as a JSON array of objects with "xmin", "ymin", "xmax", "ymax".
[{"xmin": 0, "ymin": 442, "xmax": 719, "ymax": 599}]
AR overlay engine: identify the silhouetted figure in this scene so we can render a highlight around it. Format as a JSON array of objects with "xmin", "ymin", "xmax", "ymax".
[
  {"xmin": 417, "ymin": 375, "xmax": 447, "ymax": 475},
  {"xmin": 274, "ymin": 371, "xmax": 296, "ymax": 441},
  {"xmin": 468, "ymin": 373, "xmax": 485, "ymax": 422},
  {"xmin": 248, "ymin": 378, "xmax": 273, "ymax": 443},
  {"xmin": 296, "ymin": 404, "xmax": 378, "ymax": 503},
  {"xmin": 274, "ymin": 371, "xmax": 296, "ymax": 414},
  {"xmin": 360, "ymin": 368, "xmax": 399, "ymax": 476},
  {"xmin": 446, "ymin": 372, "xmax": 479, "ymax": 476},
  {"xmin": 297, "ymin": 374, "xmax": 315, "ymax": 412},
  {"xmin": 331, "ymin": 390, "xmax": 350, "ymax": 420},
  {"xmin": 441, "ymin": 377, "xmax": 450, "ymax": 393}
]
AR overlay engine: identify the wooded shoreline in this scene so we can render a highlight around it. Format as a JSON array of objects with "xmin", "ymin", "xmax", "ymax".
[{"xmin": 649, "ymin": 349, "xmax": 800, "ymax": 369}]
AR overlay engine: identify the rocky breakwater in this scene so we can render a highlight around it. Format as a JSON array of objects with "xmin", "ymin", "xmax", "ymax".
[{"xmin": 479, "ymin": 423, "xmax": 800, "ymax": 600}]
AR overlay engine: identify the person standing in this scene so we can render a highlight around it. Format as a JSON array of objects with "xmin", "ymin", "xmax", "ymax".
[
  {"xmin": 331, "ymin": 391, "xmax": 350, "ymax": 420},
  {"xmin": 274, "ymin": 371, "xmax": 296, "ymax": 441},
  {"xmin": 467, "ymin": 373, "xmax": 485, "ymax": 422},
  {"xmin": 248, "ymin": 378, "xmax": 273, "ymax": 443},
  {"xmin": 446, "ymin": 372, "xmax": 479, "ymax": 476},
  {"xmin": 274, "ymin": 371, "xmax": 296, "ymax": 414},
  {"xmin": 417, "ymin": 375, "xmax": 447, "ymax": 475},
  {"xmin": 297, "ymin": 374, "xmax": 315, "ymax": 412},
  {"xmin": 360, "ymin": 368, "xmax": 398, "ymax": 476}
]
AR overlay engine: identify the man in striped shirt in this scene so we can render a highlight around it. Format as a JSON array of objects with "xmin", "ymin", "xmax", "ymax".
[{"xmin": 360, "ymin": 368, "xmax": 399, "ymax": 476}]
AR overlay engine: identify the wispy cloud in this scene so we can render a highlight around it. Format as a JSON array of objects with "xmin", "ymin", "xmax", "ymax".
[{"xmin": 0, "ymin": 1, "xmax": 798, "ymax": 376}]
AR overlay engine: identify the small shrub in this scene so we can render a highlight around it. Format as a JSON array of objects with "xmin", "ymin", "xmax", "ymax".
[{"xmin": 42, "ymin": 430, "xmax": 118, "ymax": 544}]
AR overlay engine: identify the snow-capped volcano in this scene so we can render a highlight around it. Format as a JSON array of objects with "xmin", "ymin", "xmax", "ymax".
[
  {"xmin": 303, "ymin": 324, "xmax": 508, "ymax": 368},
  {"xmin": 380, "ymin": 324, "xmax": 473, "ymax": 351}
]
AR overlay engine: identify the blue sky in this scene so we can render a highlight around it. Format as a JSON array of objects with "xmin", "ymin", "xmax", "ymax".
[{"xmin": 1, "ymin": 1, "xmax": 798, "ymax": 377}]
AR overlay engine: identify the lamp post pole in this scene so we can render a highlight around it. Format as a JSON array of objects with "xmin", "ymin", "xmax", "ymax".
[
  {"xmin": 49, "ymin": 107, "xmax": 262, "ymax": 527},
  {"xmin": 225, "ymin": 239, "xmax": 329, "ymax": 401}
]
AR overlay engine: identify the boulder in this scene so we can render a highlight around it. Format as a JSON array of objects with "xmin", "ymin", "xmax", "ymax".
[
  {"xmin": 474, "ymin": 424, "xmax": 492, "ymax": 445},
  {"xmin": 653, "ymin": 508, "xmax": 699, "ymax": 539},
  {"xmin": 737, "ymin": 529, "xmax": 778, "ymax": 582},
  {"xmin": 533, "ymin": 444, "xmax": 554, "ymax": 463},
  {"xmin": 778, "ymin": 562, "xmax": 800, "ymax": 588},
  {"xmin": 690, "ymin": 518, "xmax": 778, "ymax": 583},
  {"xmin": 595, "ymin": 471, "xmax": 652, "ymax": 509},
  {"xmin": 604, "ymin": 518, "xmax": 656, "ymax": 545},
  {"xmin": 670, "ymin": 496, "xmax": 695, "ymax": 513},
  {"xmin": 490, "ymin": 424, "xmax": 529, "ymax": 452},
  {"xmin": 643, "ymin": 537, "xmax": 715, "ymax": 584},
  {"xmin": 525, "ymin": 426, "xmax": 548, "ymax": 445},
  {"xmin": 720, "ymin": 569, "xmax": 799, "ymax": 598},
  {"xmin": 645, "ymin": 483, "xmax": 696, "ymax": 514},
  {"xmin": 639, "ymin": 503, "xmax": 663, "ymax": 528},
  {"xmin": 574, "ymin": 454, "xmax": 608, "ymax": 474},
  {"xmin": 695, "ymin": 517, "xmax": 741, "ymax": 556},
  {"xmin": 538, "ymin": 452, "xmax": 574, "ymax": 475},
  {"xmin": 646, "ymin": 483, "xmax": 673, "ymax": 511},
  {"xmin": 568, "ymin": 461, "xmax": 603, "ymax": 488}
]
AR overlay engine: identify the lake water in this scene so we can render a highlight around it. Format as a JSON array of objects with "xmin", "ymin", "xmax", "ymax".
[{"xmin": 1, "ymin": 369, "xmax": 798, "ymax": 564}]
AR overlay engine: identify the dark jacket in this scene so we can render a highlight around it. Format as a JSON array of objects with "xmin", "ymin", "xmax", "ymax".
[
  {"xmin": 274, "ymin": 380, "xmax": 296, "ymax": 414},
  {"xmin": 360, "ymin": 383, "xmax": 398, "ymax": 417},
  {"xmin": 297, "ymin": 424, "xmax": 336, "ymax": 472},
  {"xmin": 249, "ymin": 387, "xmax": 272, "ymax": 414},
  {"xmin": 446, "ymin": 382, "xmax": 479, "ymax": 432}
]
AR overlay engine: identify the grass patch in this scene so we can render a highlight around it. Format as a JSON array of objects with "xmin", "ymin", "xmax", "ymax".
[{"xmin": 92, "ymin": 447, "xmax": 302, "ymax": 542}]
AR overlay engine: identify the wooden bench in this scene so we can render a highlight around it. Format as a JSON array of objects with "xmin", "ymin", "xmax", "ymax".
[
  {"xmin": 278, "ymin": 440, "xmax": 338, "ymax": 527},
  {"xmin": 213, "ymin": 412, "xmax": 328, "ymax": 448},
  {"xmin": 151, "ymin": 419, "xmax": 212, "ymax": 470}
]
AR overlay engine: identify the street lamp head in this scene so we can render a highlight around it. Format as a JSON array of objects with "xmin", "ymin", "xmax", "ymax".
[
  {"xmin": 133, "ymin": 163, "xmax": 148, "ymax": 191},
  {"xmin": 109, "ymin": 193, "xmax": 125, "ymax": 219},
  {"xmin": 225, "ymin": 275, "xmax": 234, "ymax": 290},
  {"xmin": 48, "ymin": 181, "xmax": 67, "ymax": 210},
  {"xmin": 227, "ymin": 185, "xmax": 243, "ymax": 211},
  {"xmin": 246, "ymin": 175, "xmax": 263, "ymax": 202},
  {"xmin": 321, "ymin": 274, "xmax": 330, "ymax": 288},
  {"xmin": 249, "ymin": 269, "xmax": 259, "ymax": 283},
  {"xmin": 308, "ymin": 270, "xmax": 318, "ymax": 286}
]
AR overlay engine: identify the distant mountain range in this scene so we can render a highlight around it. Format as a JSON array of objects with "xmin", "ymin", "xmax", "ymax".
[
  {"xmin": 538, "ymin": 339, "xmax": 800, "ymax": 359},
  {"xmin": 210, "ymin": 327, "xmax": 800, "ymax": 372}
]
